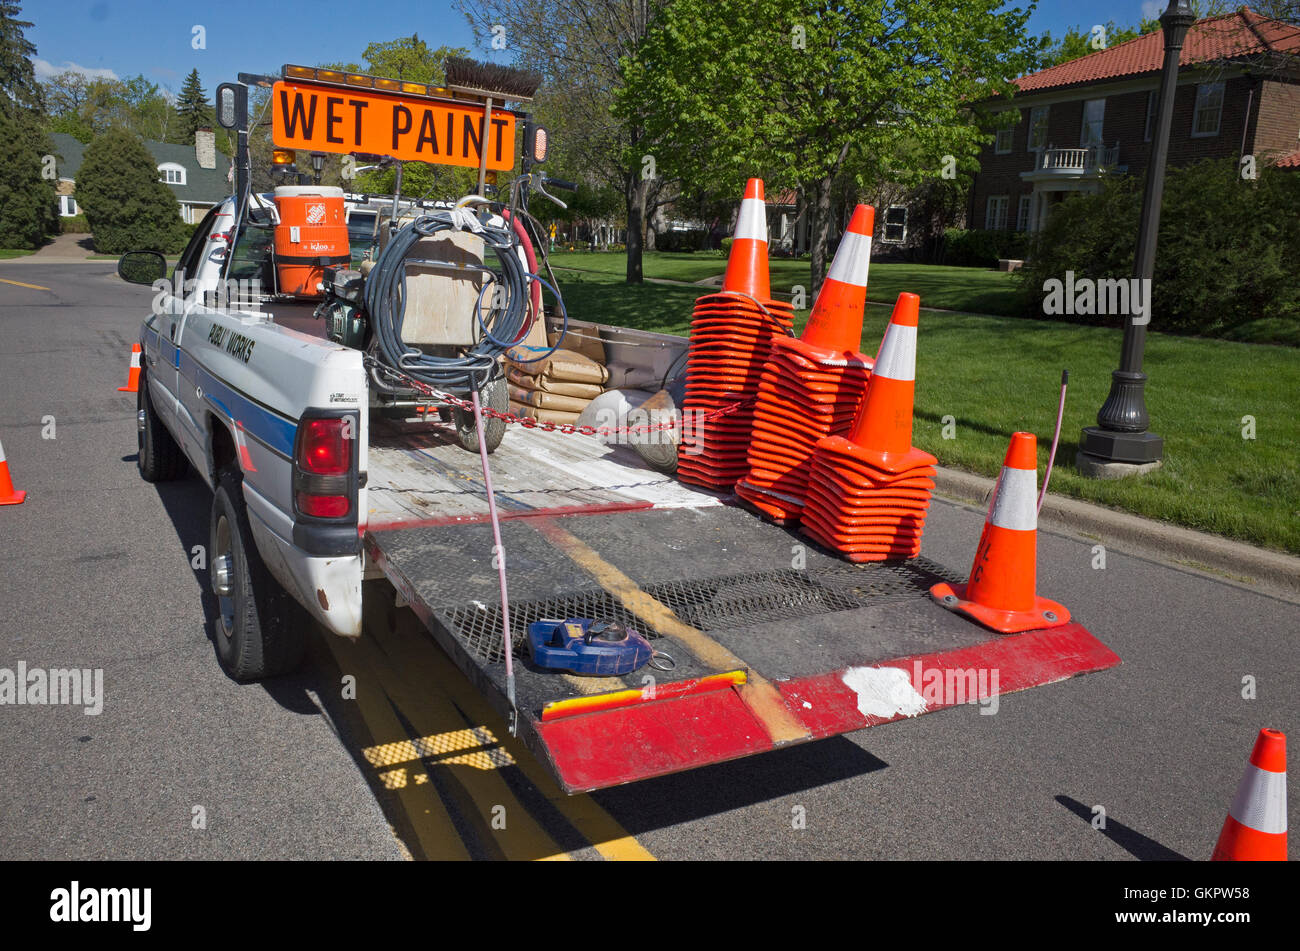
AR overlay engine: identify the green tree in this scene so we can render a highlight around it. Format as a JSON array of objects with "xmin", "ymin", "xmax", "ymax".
[
  {"xmin": 460, "ymin": 0, "xmax": 666, "ymax": 284},
  {"xmin": 619, "ymin": 0, "xmax": 1039, "ymax": 296},
  {"xmin": 77, "ymin": 128, "xmax": 188, "ymax": 254},
  {"xmin": 1033, "ymin": 20, "xmax": 1156, "ymax": 69},
  {"xmin": 0, "ymin": 0, "xmax": 42, "ymax": 112},
  {"xmin": 0, "ymin": 0, "xmax": 56, "ymax": 248},
  {"xmin": 175, "ymin": 68, "xmax": 213, "ymax": 143},
  {"xmin": 0, "ymin": 107, "xmax": 58, "ymax": 248}
]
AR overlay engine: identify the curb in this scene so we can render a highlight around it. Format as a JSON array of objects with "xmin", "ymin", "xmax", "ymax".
[{"xmin": 932, "ymin": 466, "xmax": 1300, "ymax": 598}]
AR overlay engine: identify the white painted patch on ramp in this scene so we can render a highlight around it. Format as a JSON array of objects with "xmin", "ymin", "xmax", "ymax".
[{"xmin": 841, "ymin": 666, "xmax": 928, "ymax": 720}]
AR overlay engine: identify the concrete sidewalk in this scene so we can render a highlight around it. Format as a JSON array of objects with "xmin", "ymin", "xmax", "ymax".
[{"xmin": 2, "ymin": 233, "xmax": 103, "ymax": 263}]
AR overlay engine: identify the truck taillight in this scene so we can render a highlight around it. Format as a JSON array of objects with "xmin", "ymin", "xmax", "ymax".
[
  {"xmin": 293, "ymin": 414, "xmax": 355, "ymax": 520},
  {"xmin": 299, "ymin": 418, "xmax": 349, "ymax": 474}
]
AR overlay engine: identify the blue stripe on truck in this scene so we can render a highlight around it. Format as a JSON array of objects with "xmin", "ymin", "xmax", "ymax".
[{"xmin": 185, "ymin": 356, "xmax": 298, "ymax": 458}]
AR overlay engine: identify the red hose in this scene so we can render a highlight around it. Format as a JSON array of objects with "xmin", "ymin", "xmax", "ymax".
[{"xmin": 501, "ymin": 208, "xmax": 542, "ymax": 343}]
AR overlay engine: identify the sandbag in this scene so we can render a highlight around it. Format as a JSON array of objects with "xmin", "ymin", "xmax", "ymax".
[
  {"xmin": 509, "ymin": 399, "xmax": 582, "ymax": 425},
  {"xmin": 508, "ymin": 385, "xmax": 591, "ymax": 414},
  {"xmin": 505, "ymin": 366, "xmax": 604, "ymax": 399},
  {"xmin": 506, "ymin": 345, "xmax": 608, "ymax": 384},
  {"xmin": 549, "ymin": 328, "xmax": 606, "ymax": 364}
]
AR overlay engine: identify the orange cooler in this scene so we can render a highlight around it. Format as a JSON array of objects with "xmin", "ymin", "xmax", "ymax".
[{"xmin": 273, "ymin": 186, "xmax": 350, "ymax": 297}]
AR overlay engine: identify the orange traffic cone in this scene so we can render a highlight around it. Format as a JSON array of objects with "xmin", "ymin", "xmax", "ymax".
[
  {"xmin": 117, "ymin": 343, "xmax": 142, "ymax": 393},
  {"xmin": 0, "ymin": 438, "xmax": 26, "ymax": 506},
  {"xmin": 719, "ymin": 177, "xmax": 772, "ymax": 302},
  {"xmin": 679, "ymin": 177, "xmax": 794, "ymax": 492},
  {"xmin": 930, "ymin": 432, "xmax": 1069, "ymax": 633},
  {"xmin": 793, "ymin": 292, "xmax": 936, "ymax": 561},
  {"xmin": 1212, "ymin": 728, "xmax": 1288, "ymax": 861},
  {"xmin": 733, "ymin": 205, "xmax": 876, "ymax": 521},
  {"xmin": 797, "ymin": 204, "xmax": 875, "ymax": 357}
]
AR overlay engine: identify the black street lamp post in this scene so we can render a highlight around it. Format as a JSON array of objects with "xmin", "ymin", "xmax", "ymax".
[{"xmin": 1078, "ymin": 0, "xmax": 1196, "ymax": 476}]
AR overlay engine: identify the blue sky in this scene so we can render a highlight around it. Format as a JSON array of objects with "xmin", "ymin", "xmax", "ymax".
[{"xmin": 22, "ymin": 0, "xmax": 1170, "ymax": 98}]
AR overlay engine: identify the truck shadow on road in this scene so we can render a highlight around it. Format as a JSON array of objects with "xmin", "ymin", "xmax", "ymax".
[{"xmin": 144, "ymin": 466, "xmax": 891, "ymax": 859}]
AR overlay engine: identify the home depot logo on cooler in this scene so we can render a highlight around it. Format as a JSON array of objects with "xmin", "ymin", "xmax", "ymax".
[{"xmin": 305, "ymin": 202, "xmax": 326, "ymax": 225}]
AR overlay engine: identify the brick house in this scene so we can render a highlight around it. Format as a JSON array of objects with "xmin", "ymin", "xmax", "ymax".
[{"xmin": 970, "ymin": 7, "xmax": 1300, "ymax": 234}]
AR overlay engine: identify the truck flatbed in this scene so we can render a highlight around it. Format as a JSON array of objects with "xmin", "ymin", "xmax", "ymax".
[{"xmin": 364, "ymin": 421, "xmax": 1120, "ymax": 793}]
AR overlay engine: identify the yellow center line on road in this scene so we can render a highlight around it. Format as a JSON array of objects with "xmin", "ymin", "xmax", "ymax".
[
  {"xmin": 0, "ymin": 278, "xmax": 51, "ymax": 291},
  {"xmin": 317, "ymin": 632, "xmax": 471, "ymax": 861},
  {"xmin": 534, "ymin": 517, "xmax": 811, "ymax": 747},
  {"xmin": 343, "ymin": 617, "xmax": 574, "ymax": 861},
  {"xmin": 371, "ymin": 611, "xmax": 656, "ymax": 861}
]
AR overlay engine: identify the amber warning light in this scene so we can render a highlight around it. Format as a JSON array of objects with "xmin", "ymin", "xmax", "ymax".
[{"xmin": 271, "ymin": 78, "xmax": 516, "ymax": 170}]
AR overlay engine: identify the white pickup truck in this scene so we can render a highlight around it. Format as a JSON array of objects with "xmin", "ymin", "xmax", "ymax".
[{"xmin": 113, "ymin": 65, "xmax": 1117, "ymax": 793}]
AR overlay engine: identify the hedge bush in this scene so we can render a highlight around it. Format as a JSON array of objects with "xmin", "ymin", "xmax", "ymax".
[
  {"xmin": 1018, "ymin": 158, "xmax": 1300, "ymax": 342},
  {"xmin": 76, "ymin": 129, "xmax": 188, "ymax": 255},
  {"xmin": 940, "ymin": 228, "xmax": 1029, "ymax": 268},
  {"xmin": 59, "ymin": 214, "xmax": 91, "ymax": 234}
]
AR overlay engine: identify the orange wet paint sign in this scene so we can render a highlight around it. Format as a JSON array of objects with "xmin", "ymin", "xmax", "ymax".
[{"xmin": 271, "ymin": 81, "xmax": 516, "ymax": 170}]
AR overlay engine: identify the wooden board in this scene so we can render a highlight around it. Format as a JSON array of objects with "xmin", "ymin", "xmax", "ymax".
[{"xmin": 366, "ymin": 417, "xmax": 719, "ymax": 530}]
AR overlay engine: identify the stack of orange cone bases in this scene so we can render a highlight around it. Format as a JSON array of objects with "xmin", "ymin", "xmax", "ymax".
[
  {"xmin": 798, "ymin": 292, "xmax": 938, "ymax": 561},
  {"xmin": 734, "ymin": 204, "xmax": 876, "ymax": 522},
  {"xmin": 678, "ymin": 178, "xmax": 795, "ymax": 490}
]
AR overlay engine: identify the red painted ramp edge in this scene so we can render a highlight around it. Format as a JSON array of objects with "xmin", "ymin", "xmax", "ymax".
[{"xmin": 536, "ymin": 621, "xmax": 1119, "ymax": 793}]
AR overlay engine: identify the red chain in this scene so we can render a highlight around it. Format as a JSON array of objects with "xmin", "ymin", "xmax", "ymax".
[{"xmin": 399, "ymin": 374, "xmax": 753, "ymax": 438}]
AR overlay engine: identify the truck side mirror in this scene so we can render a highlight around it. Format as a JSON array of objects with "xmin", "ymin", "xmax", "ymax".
[{"xmin": 117, "ymin": 250, "xmax": 168, "ymax": 285}]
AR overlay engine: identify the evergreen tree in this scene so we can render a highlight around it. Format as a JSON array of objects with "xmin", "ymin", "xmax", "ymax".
[
  {"xmin": 0, "ymin": 0, "xmax": 42, "ymax": 114},
  {"xmin": 0, "ymin": 0, "xmax": 56, "ymax": 247},
  {"xmin": 0, "ymin": 107, "xmax": 58, "ymax": 248},
  {"xmin": 174, "ymin": 68, "xmax": 213, "ymax": 143},
  {"xmin": 77, "ymin": 128, "xmax": 188, "ymax": 254}
]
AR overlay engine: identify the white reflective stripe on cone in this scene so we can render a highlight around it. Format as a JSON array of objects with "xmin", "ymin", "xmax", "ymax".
[
  {"xmin": 129, "ymin": 351, "xmax": 141, "ymax": 367},
  {"xmin": 0, "ymin": 440, "xmax": 6, "ymax": 464},
  {"xmin": 1229, "ymin": 764, "xmax": 1287, "ymax": 834},
  {"xmin": 872, "ymin": 323, "xmax": 916, "ymax": 382},
  {"xmin": 987, "ymin": 467, "xmax": 1037, "ymax": 532},
  {"xmin": 825, "ymin": 231, "xmax": 872, "ymax": 287},
  {"xmin": 733, "ymin": 198, "xmax": 768, "ymax": 243}
]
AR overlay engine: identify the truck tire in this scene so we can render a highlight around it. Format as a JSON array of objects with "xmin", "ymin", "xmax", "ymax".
[
  {"xmin": 209, "ymin": 469, "xmax": 307, "ymax": 681},
  {"xmin": 453, "ymin": 375, "xmax": 507, "ymax": 454},
  {"xmin": 137, "ymin": 370, "xmax": 187, "ymax": 482}
]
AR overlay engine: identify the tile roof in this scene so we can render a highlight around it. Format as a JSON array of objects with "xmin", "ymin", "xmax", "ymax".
[
  {"xmin": 1274, "ymin": 146, "xmax": 1300, "ymax": 167},
  {"xmin": 1015, "ymin": 7, "xmax": 1300, "ymax": 94}
]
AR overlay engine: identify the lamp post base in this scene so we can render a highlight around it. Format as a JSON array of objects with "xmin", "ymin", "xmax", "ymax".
[
  {"xmin": 1077, "ymin": 426, "xmax": 1164, "ymax": 479},
  {"xmin": 1076, "ymin": 450, "xmax": 1163, "ymax": 480}
]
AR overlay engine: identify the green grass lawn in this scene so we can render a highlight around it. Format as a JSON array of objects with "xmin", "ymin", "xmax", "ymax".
[
  {"xmin": 549, "ymin": 251, "xmax": 1023, "ymax": 316},
  {"xmin": 553, "ymin": 267, "xmax": 1300, "ymax": 554},
  {"xmin": 0, "ymin": 249, "xmax": 36, "ymax": 259}
]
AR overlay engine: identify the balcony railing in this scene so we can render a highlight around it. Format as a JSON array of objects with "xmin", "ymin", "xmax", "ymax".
[{"xmin": 1033, "ymin": 144, "xmax": 1121, "ymax": 173}]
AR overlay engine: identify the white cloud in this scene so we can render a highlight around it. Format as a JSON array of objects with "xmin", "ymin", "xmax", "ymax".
[
  {"xmin": 33, "ymin": 58, "xmax": 119, "ymax": 82},
  {"xmin": 1141, "ymin": 1, "xmax": 1165, "ymax": 21}
]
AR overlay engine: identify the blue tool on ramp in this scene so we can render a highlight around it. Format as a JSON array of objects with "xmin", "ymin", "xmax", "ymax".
[{"xmin": 526, "ymin": 618, "xmax": 653, "ymax": 676}]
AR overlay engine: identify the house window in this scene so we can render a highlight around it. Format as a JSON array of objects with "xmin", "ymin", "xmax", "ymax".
[
  {"xmin": 59, "ymin": 195, "xmax": 78, "ymax": 217},
  {"xmin": 1192, "ymin": 82, "xmax": 1224, "ymax": 137},
  {"xmin": 1144, "ymin": 91, "xmax": 1158, "ymax": 142},
  {"xmin": 159, "ymin": 163, "xmax": 186, "ymax": 185},
  {"xmin": 1016, "ymin": 195, "xmax": 1032, "ymax": 232},
  {"xmin": 995, "ymin": 124, "xmax": 1014, "ymax": 155},
  {"xmin": 1028, "ymin": 106, "xmax": 1049, "ymax": 151},
  {"xmin": 986, "ymin": 195, "xmax": 1009, "ymax": 231},
  {"xmin": 1080, "ymin": 99, "xmax": 1105, "ymax": 147},
  {"xmin": 882, "ymin": 206, "xmax": 908, "ymax": 243}
]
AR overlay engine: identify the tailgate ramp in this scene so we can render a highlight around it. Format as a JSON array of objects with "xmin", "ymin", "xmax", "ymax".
[{"xmin": 365, "ymin": 505, "xmax": 1118, "ymax": 793}]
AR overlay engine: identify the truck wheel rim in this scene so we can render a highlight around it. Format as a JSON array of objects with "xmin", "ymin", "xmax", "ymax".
[{"xmin": 213, "ymin": 515, "xmax": 235, "ymax": 638}]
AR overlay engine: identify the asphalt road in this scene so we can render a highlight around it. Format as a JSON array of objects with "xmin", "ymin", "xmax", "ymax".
[{"xmin": 1, "ymin": 261, "xmax": 1295, "ymax": 861}]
